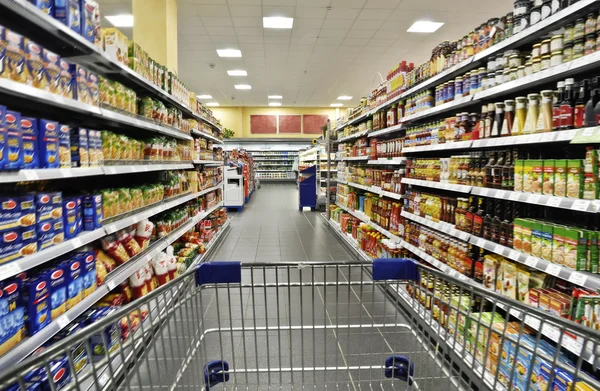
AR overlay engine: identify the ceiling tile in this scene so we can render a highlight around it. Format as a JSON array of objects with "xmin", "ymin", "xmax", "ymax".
[
  {"xmin": 229, "ymin": 5, "xmax": 262, "ymax": 17},
  {"xmin": 319, "ymin": 29, "xmax": 349, "ymax": 38},
  {"xmin": 294, "ymin": 18, "xmax": 324, "ymax": 29},
  {"xmin": 364, "ymin": 0, "xmax": 402, "ymax": 9},
  {"xmin": 263, "ymin": 0, "xmax": 297, "ymax": 5},
  {"xmin": 368, "ymin": 37, "xmax": 396, "ymax": 46},
  {"xmin": 352, "ymin": 20, "xmax": 384, "ymax": 29},
  {"xmin": 210, "ymin": 35, "xmax": 238, "ymax": 44},
  {"xmin": 316, "ymin": 37, "xmax": 343, "ymax": 45},
  {"xmin": 295, "ymin": 7, "xmax": 328, "ymax": 19},
  {"xmin": 373, "ymin": 29, "xmax": 402, "ymax": 39},
  {"xmin": 291, "ymin": 35, "xmax": 318, "ymax": 45},
  {"xmin": 179, "ymin": 34, "xmax": 213, "ymax": 43},
  {"xmin": 201, "ymin": 16, "xmax": 233, "ymax": 26},
  {"xmin": 262, "ymin": 6, "xmax": 295, "ymax": 18},
  {"xmin": 298, "ymin": 0, "xmax": 332, "ymax": 6},
  {"xmin": 361, "ymin": 45, "xmax": 388, "ymax": 54},
  {"xmin": 237, "ymin": 35, "xmax": 264, "ymax": 43},
  {"xmin": 227, "ymin": 0, "xmax": 261, "ymax": 5},
  {"xmin": 265, "ymin": 36, "xmax": 291, "ymax": 44},
  {"xmin": 357, "ymin": 9, "xmax": 388, "ymax": 20},
  {"xmin": 346, "ymin": 29, "xmax": 376, "ymax": 38},
  {"xmin": 325, "ymin": 8, "xmax": 361, "ymax": 20},
  {"xmin": 342, "ymin": 37, "xmax": 369, "ymax": 46},
  {"xmin": 289, "ymin": 44, "xmax": 314, "ymax": 53},
  {"xmin": 205, "ymin": 26, "xmax": 237, "ymax": 35},
  {"xmin": 322, "ymin": 18, "xmax": 354, "ymax": 29},
  {"xmin": 196, "ymin": 4, "xmax": 230, "ymax": 16},
  {"xmin": 235, "ymin": 27, "xmax": 263, "ymax": 36},
  {"xmin": 264, "ymin": 29, "xmax": 292, "ymax": 37},
  {"xmin": 239, "ymin": 42, "xmax": 264, "ymax": 51},
  {"xmin": 331, "ymin": 0, "xmax": 366, "ymax": 7}
]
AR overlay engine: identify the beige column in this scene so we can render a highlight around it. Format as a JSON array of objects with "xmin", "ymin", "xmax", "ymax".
[{"xmin": 132, "ymin": 0, "xmax": 178, "ymax": 73}]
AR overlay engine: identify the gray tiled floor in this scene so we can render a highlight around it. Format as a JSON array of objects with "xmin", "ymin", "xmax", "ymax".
[{"xmin": 209, "ymin": 183, "xmax": 356, "ymax": 263}]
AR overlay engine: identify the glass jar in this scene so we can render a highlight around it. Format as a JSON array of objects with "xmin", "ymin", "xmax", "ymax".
[
  {"xmin": 550, "ymin": 50, "xmax": 563, "ymax": 66},
  {"xmin": 463, "ymin": 72, "xmax": 471, "ymax": 96},
  {"xmin": 514, "ymin": 96, "xmax": 528, "ymax": 135},
  {"xmin": 495, "ymin": 69, "xmax": 504, "ymax": 85},
  {"xmin": 585, "ymin": 13, "xmax": 596, "ymax": 35},
  {"xmin": 448, "ymin": 80, "xmax": 455, "ymax": 101},
  {"xmin": 550, "ymin": 35, "xmax": 564, "ymax": 52},
  {"xmin": 523, "ymin": 93, "xmax": 540, "ymax": 134},
  {"xmin": 585, "ymin": 34, "xmax": 596, "ymax": 55},
  {"xmin": 540, "ymin": 39, "xmax": 551, "ymax": 56},
  {"xmin": 541, "ymin": 0, "xmax": 552, "ymax": 20},
  {"xmin": 455, "ymin": 77, "xmax": 463, "ymax": 98},
  {"xmin": 488, "ymin": 72, "xmax": 496, "ymax": 87},
  {"xmin": 517, "ymin": 65, "xmax": 526, "ymax": 78},
  {"xmin": 509, "ymin": 54, "xmax": 523, "ymax": 68},
  {"xmin": 573, "ymin": 38, "xmax": 585, "ymax": 59},
  {"xmin": 532, "ymin": 57, "xmax": 542, "ymax": 73},
  {"xmin": 470, "ymin": 69, "xmax": 479, "ymax": 91},
  {"xmin": 536, "ymin": 90, "xmax": 554, "ymax": 133},
  {"xmin": 481, "ymin": 73, "xmax": 489, "ymax": 90},
  {"xmin": 487, "ymin": 58, "xmax": 496, "ymax": 72},
  {"xmin": 540, "ymin": 54, "xmax": 551, "ymax": 70},
  {"xmin": 530, "ymin": 6, "xmax": 542, "ymax": 26},
  {"xmin": 564, "ymin": 23, "xmax": 574, "ymax": 45},
  {"xmin": 514, "ymin": 0, "xmax": 531, "ymax": 16},
  {"xmin": 574, "ymin": 18, "xmax": 585, "ymax": 40},
  {"xmin": 509, "ymin": 67, "xmax": 519, "ymax": 81},
  {"xmin": 532, "ymin": 43, "xmax": 542, "ymax": 58},
  {"xmin": 563, "ymin": 43, "xmax": 573, "ymax": 62}
]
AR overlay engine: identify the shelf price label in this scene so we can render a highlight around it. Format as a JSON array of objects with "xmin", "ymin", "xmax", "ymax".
[
  {"xmin": 0, "ymin": 262, "xmax": 22, "ymax": 280},
  {"xmin": 527, "ymin": 194, "xmax": 541, "ymax": 204},
  {"xmin": 568, "ymin": 272, "xmax": 588, "ymax": 287},
  {"xmin": 540, "ymin": 133, "xmax": 556, "ymax": 142},
  {"xmin": 571, "ymin": 199, "xmax": 590, "ymax": 211},
  {"xmin": 546, "ymin": 197, "xmax": 562, "ymax": 207},
  {"xmin": 495, "ymin": 190, "xmax": 507, "ymax": 199},
  {"xmin": 494, "ymin": 244, "xmax": 505, "ymax": 255},
  {"xmin": 479, "ymin": 188, "xmax": 489, "ymax": 196},
  {"xmin": 546, "ymin": 263, "xmax": 562, "ymax": 276},
  {"xmin": 56, "ymin": 315, "xmax": 69, "ymax": 329},
  {"xmin": 508, "ymin": 250, "xmax": 521, "ymax": 261},
  {"xmin": 524, "ymin": 256, "xmax": 538, "ymax": 268},
  {"xmin": 509, "ymin": 192, "xmax": 522, "ymax": 201}
]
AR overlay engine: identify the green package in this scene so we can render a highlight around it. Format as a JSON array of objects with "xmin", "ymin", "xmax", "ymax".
[
  {"xmin": 542, "ymin": 159, "xmax": 555, "ymax": 195},
  {"xmin": 554, "ymin": 160, "xmax": 567, "ymax": 197},
  {"xmin": 514, "ymin": 160, "xmax": 524, "ymax": 192},
  {"xmin": 540, "ymin": 224, "xmax": 553, "ymax": 262},
  {"xmin": 531, "ymin": 221, "xmax": 543, "ymax": 258},
  {"xmin": 562, "ymin": 227, "xmax": 587, "ymax": 270},
  {"xmin": 520, "ymin": 219, "xmax": 533, "ymax": 255},
  {"xmin": 513, "ymin": 218, "xmax": 524, "ymax": 252},
  {"xmin": 567, "ymin": 159, "xmax": 583, "ymax": 198}
]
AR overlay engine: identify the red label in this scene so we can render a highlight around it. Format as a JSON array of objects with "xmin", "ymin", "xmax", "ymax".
[
  {"xmin": 65, "ymin": 201, "xmax": 76, "ymax": 210},
  {"xmin": 21, "ymin": 119, "xmax": 32, "ymax": 128},
  {"xmin": 53, "ymin": 368, "xmax": 66, "ymax": 382},
  {"xmin": 40, "ymin": 223, "xmax": 51, "ymax": 232},
  {"xmin": 46, "ymin": 123, "xmax": 56, "ymax": 131},
  {"xmin": 86, "ymin": 255, "xmax": 94, "ymax": 263},
  {"xmin": 40, "ymin": 195, "xmax": 50, "ymax": 204},
  {"xmin": 560, "ymin": 105, "xmax": 573, "ymax": 128},
  {"xmin": 36, "ymin": 281, "xmax": 46, "ymax": 291},
  {"xmin": 71, "ymin": 261, "xmax": 80, "ymax": 271},
  {"xmin": 574, "ymin": 105, "xmax": 585, "ymax": 128},
  {"xmin": 3, "ymin": 232, "xmax": 17, "ymax": 242},
  {"xmin": 552, "ymin": 106, "xmax": 561, "ymax": 130},
  {"xmin": 3, "ymin": 200, "xmax": 16, "ymax": 210},
  {"xmin": 4, "ymin": 283, "xmax": 18, "ymax": 295},
  {"xmin": 51, "ymin": 269, "xmax": 63, "ymax": 280}
]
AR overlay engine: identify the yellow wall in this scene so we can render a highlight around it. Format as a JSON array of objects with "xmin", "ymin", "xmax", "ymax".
[
  {"xmin": 212, "ymin": 107, "xmax": 336, "ymax": 138},
  {"xmin": 132, "ymin": 0, "xmax": 178, "ymax": 72}
]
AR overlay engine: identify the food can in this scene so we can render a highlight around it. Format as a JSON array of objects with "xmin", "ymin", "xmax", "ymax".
[
  {"xmin": 540, "ymin": 55, "xmax": 551, "ymax": 70},
  {"xmin": 517, "ymin": 65, "xmax": 525, "ymax": 78},
  {"xmin": 532, "ymin": 43, "xmax": 542, "ymax": 57},
  {"xmin": 524, "ymin": 61, "xmax": 533, "ymax": 76},
  {"xmin": 532, "ymin": 57, "xmax": 542, "ymax": 73}
]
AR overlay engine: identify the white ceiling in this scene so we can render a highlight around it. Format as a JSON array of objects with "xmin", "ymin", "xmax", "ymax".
[{"xmin": 98, "ymin": 0, "xmax": 513, "ymax": 107}]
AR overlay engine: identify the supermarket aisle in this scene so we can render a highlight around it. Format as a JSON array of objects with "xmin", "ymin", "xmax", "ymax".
[{"xmin": 209, "ymin": 183, "xmax": 354, "ymax": 263}]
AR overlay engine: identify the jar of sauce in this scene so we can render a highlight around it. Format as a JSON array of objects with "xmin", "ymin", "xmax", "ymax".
[
  {"xmin": 532, "ymin": 43, "xmax": 542, "ymax": 58},
  {"xmin": 574, "ymin": 18, "xmax": 585, "ymax": 40},
  {"xmin": 513, "ymin": 0, "xmax": 531, "ymax": 16},
  {"xmin": 536, "ymin": 90, "xmax": 553, "ymax": 133},
  {"xmin": 540, "ymin": 39, "xmax": 551, "ymax": 56},
  {"xmin": 470, "ymin": 69, "xmax": 480, "ymax": 92},
  {"xmin": 523, "ymin": 93, "xmax": 540, "ymax": 134},
  {"xmin": 530, "ymin": 5, "xmax": 542, "ymax": 26},
  {"xmin": 455, "ymin": 77, "xmax": 463, "ymax": 98},
  {"xmin": 514, "ymin": 96, "xmax": 528, "ymax": 135},
  {"xmin": 585, "ymin": 34, "xmax": 596, "ymax": 56},
  {"xmin": 509, "ymin": 54, "xmax": 523, "ymax": 68},
  {"xmin": 541, "ymin": 0, "xmax": 552, "ymax": 20},
  {"xmin": 524, "ymin": 61, "xmax": 533, "ymax": 76},
  {"xmin": 501, "ymin": 99, "xmax": 515, "ymax": 136},
  {"xmin": 585, "ymin": 13, "xmax": 596, "ymax": 35},
  {"xmin": 387, "ymin": 104, "xmax": 398, "ymax": 127},
  {"xmin": 491, "ymin": 102, "xmax": 505, "ymax": 138},
  {"xmin": 551, "ymin": 35, "xmax": 564, "ymax": 52},
  {"xmin": 495, "ymin": 69, "xmax": 504, "ymax": 85},
  {"xmin": 532, "ymin": 57, "xmax": 542, "ymax": 73},
  {"xmin": 509, "ymin": 67, "xmax": 519, "ymax": 81},
  {"xmin": 563, "ymin": 43, "xmax": 573, "ymax": 62},
  {"xmin": 551, "ymin": 50, "xmax": 563, "ymax": 67},
  {"xmin": 540, "ymin": 55, "xmax": 551, "ymax": 70},
  {"xmin": 573, "ymin": 38, "xmax": 585, "ymax": 59},
  {"xmin": 517, "ymin": 65, "xmax": 526, "ymax": 78},
  {"xmin": 564, "ymin": 23, "xmax": 574, "ymax": 45},
  {"xmin": 463, "ymin": 72, "xmax": 471, "ymax": 96}
]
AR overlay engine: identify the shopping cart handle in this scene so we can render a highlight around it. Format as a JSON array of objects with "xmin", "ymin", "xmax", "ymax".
[
  {"xmin": 372, "ymin": 258, "xmax": 420, "ymax": 282},
  {"xmin": 196, "ymin": 262, "xmax": 242, "ymax": 286},
  {"xmin": 384, "ymin": 355, "xmax": 414, "ymax": 384},
  {"xmin": 203, "ymin": 360, "xmax": 230, "ymax": 389}
]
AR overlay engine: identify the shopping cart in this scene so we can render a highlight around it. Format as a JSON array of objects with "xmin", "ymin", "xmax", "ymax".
[{"xmin": 1, "ymin": 260, "xmax": 599, "ymax": 391}]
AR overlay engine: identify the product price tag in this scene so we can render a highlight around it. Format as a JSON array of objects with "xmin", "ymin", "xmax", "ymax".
[
  {"xmin": 568, "ymin": 272, "xmax": 588, "ymax": 286},
  {"xmin": 56, "ymin": 315, "xmax": 69, "ymax": 329},
  {"xmin": 525, "ymin": 256, "xmax": 538, "ymax": 268},
  {"xmin": 0, "ymin": 262, "xmax": 21, "ymax": 280},
  {"xmin": 23, "ymin": 170, "xmax": 39, "ymax": 181},
  {"xmin": 494, "ymin": 244, "xmax": 505, "ymax": 254},
  {"xmin": 571, "ymin": 199, "xmax": 590, "ymax": 211},
  {"xmin": 496, "ymin": 190, "xmax": 507, "ymax": 199},
  {"xmin": 546, "ymin": 263, "xmax": 562, "ymax": 276},
  {"xmin": 509, "ymin": 192, "xmax": 522, "ymax": 201},
  {"xmin": 477, "ymin": 238, "xmax": 486, "ymax": 248},
  {"xmin": 70, "ymin": 237, "xmax": 83, "ymax": 249},
  {"xmin": 98, "ymin": 373, "xmax": 110, "ymax": 386},
  {"xmin": 540, "ymin": 133, "xmax": 556, "ymax": 142},
  {"xmin": 546, "ymin": 197, "xmax": 562, "ymax": 207},
  {"xmin": 527, "ymin": 194, "xmax": 541, "ymax": 204},
  {"xmin": 542, "ymin": 323, "xmax": 561, "ymax": 341},
  {"xmin": 479, "ymin": 188, "xmax": 489, "ymax": 196},
  {"xmin": 508, "ymin": 250, "xmax": 521, "ymax": 261},
  {"xmin": 107, "ymin": 280, "xmax": 118, "ymax": 291}
]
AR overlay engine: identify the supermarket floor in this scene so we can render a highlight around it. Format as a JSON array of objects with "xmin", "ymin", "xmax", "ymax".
[{"xmin": 208, "ymin": 183, "xmax": 355, "ymax": 263}]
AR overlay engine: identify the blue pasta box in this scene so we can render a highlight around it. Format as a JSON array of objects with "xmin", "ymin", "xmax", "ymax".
[
  {"xmin": 0, "ymin": 105, "xmax": 7, "ymax": 169},
  {"xmin": 38, "ymin": 119, "xmax": 59, "ymax": 168},
  {"xmin": 62, "ymin": 256, "xmax": 82, "ymax": 310},
  {"xmin": 58, "ymin": 124, "xmax": 71, "ymax": 168},
  {"xmin": 5, "ymin": 110, "xmax": 24, "ymax": 170},
  {"xmin": 0, "ymin": 26, "xmax": 6, "ymax": 80},
  {"xmin": 21, "ymin": 117, "xmax": 39, "ymax": 169},
  {"xmin": 45, "ymin": 264, "xmax": 66, "ymax": 320},
  {"xmin": 52, "ymin": 322, "xmax": 88, "ymax": 373},
  {"xmin": 52, "ymin": 217, "xmax": 64, "ymax": 244},
  {"xmin": 5, "ymin": 29, "xmax": 26, "ymax": 84},
  {"xmin": 68, "ymin": 63, "xmax": 89, "ymax": 105},
  {"xmin": 76, "ymin": 196, "xmax": 82, "ymax": 234},
  {"xmin": 59, "ymin": 59, "xmax": 74, "ymax": 99},
  {"xmin": 0, "ymin": 195, "xmax": 35, "ymax": 232},
  {"xmin": 69, "ymin": 127, "xmax": 88, "ymax": 167},
  {"xmin": 24, "ymin": 39, "xmax": 46, "ymax": 90},
  {"xmin": 35, "ymin": 192, "xmax": 61, "ymax": 222},
  {"xmin": 79, "ymin": 251, "xmax": 95, "ymax": 297},
  {"xmin": 0, "ymin": 281, "xmax": 25, "ymax": 356},
  {"xmin": 28, "ymin": 358, "xmax": 72, "ymax": 391},
  {"xmin": 83, "ymin": 193, "xmax": 102, "ymax": 230},
  {"xmin": 55, "ymin": 0, "xmax": 81, "ymax": 34},
  {"xmin": 80, "ymin": 0, "xmax": 100, "ymax": 46},
  {"xmin": 22, "ymin": 274, "xmax": 51, "ymax": 335},
  {"xmin": 85, "ymin": 307, "xmax": 119, "ymax": 358},
  {"xmin": 36, "ymin": 220, "xmax": 55, "ymax": 251},
  {"xmin": 88, "ymin": 71, "xmax": 99, "ymax": 106},
  {"xmin": 0, "ymin": 229, "xmax": 22, "ymax": 267},
  {"xmin": 28, "ymin": 0, "xmax": 53, "ymax": 16},
  {"xmin": 43, "ymin": 48, "xmax": 62, "ymax": 95},
  {"xmin": 62, "ymin": 197, "xmax": 79, "ymax": 239}
]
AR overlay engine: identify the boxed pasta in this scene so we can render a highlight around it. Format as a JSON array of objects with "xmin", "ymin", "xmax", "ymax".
[
  {"xmin": 59, "ymin": 58, "xmax": 74, "ymax": 99},
  {"xmin": 22, "ymin": 274, "xmax": 51, "ymax": 335},
  {"xmin": 62, "ymin": 256, "xmax": 83, "ymax": 310},
  {"xmin": 45, "ymin": 264, "xmax": 67, "ymax": 319},
  {"xmin": 0, "ymin": 26, "xmax": 6, "ymax": 80},
  {"xmin": 6, "ymin": 110, "xmax": 24, "ymax": 169},
  {"xmin": 43, "ymin": 48, "xmax": 62, "ymax": 94},
  {"xmin": 29, "ymin": 0, "xmax": 53, "ymax": 15},
  {"xmin": 21, "ymin": 117, "xmax": 38, "ymax": 170},
  {"xmin": 58, "ymin": 124, "xmax": 71, "ymax": 168},
  {"xmin": 24, "ymin": 39, "xmax": 46, "ymax": 90},
  {"xmin": 55, "ymin": 0, "xmax": 81, "ymax": 34},
  {"xmin": 38, "ymin": 119, "xmax": 60, "ymax": 168},
  {"xmin": 103, "ymin": 28, "xmax": 128, "ymax": 66},
  {"xmin": 81, "ymin": 0, "xmax": 101, "ymax": 47},
  {"xmin": 69, "ymin": 127, "xmax": 89, "ymax": 168},
  {"xmin": 5, "ymin": 29, "xmax": 25, "ymax": 83},
  {"xmin": 69, "ymin": 63, "xmax": 89, "ymax": 105}
]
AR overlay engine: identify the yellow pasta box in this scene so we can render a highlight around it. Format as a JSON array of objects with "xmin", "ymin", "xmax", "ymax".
[
  {"xmin": 5, "ymin": 29, "xmax": 25, "ymax": 83},
  {"xmin": 43, "ymin": 48, "xmax": 62, "ymax": 95},
  {"xmin": 24, "ymin": 39, "xmax": 46, "ymax": 90}
]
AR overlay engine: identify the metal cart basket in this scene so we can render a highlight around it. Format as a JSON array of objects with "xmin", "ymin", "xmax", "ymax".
[{"xmin": 1, "ymin": 260, "xmax": 600, "ymax": 391}]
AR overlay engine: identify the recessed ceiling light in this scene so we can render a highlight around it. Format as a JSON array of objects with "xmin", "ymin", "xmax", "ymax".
[
  {"xmin": 197, "ymin": 95, "xmax": 213, "ymax": 99},
  {"xmin": 269, "ymin": 102, "xmax": 282, "ymax": 107},
  {"xmin": 268, "ymin": 95, "xmax": 283, "ymax": 99},
  {"xmin": 330, "ymin": 103, "xmax": 344, "ymax": 107},
  {"xmin": 206, "ymin": 102, "xmax": 220, "ymax": 107},
  {"xmin": 235, "ymin": 84, "xmax": 252, "ymax": 90},
  {"xmin": 407, "ymin": 21, "xmax": 444, "ymax": 33},
  {"xmin": 217, "ymin": 49, "xmax": 242, "ymax": 57},
  {"xmin": 263, "ymin": 17, "xmax": 294, "ymax": 29},
  {"xmin": 337, "ymin": 96, "xmax": 353, "ymax": 100},
  {"xmin": 105, "ymin": 14, "xmax": 134, "ymax": 27},
  {"xmin": 227, "ymin": 70, "xmax": 247, "ymax": 76}
]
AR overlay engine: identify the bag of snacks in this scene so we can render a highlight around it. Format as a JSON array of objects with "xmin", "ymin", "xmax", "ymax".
[
  {"xmin": 135, "ymin": 220, "xmax": 154, "ymax": 249},
  {"xmin": 101, "ymin": 235, "xmax": 131, "ymax": 264},
  {"xmin": 117, "ymin": 230, "xmax": 142, "ymax": 257},
  {"xmin": 128, "ymin": 266, "xmax": 148, "ymax": 299}
]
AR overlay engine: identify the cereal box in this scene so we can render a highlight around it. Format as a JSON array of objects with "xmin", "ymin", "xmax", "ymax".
[
  {"xmin": 5, "ymin": 110, "xmax": 23, "ymax": 169},
  {"xmin": 88, "ymin": 70, "xmax": 99, "ymax": 106},
  {"xmin": 24, "ymin": 39, "xmax": 46, "ymax": 90},
  {"xmin": 5, "ymin": 29, "xmax": 25, "ymax": 83},
  {"xmin": 0, "ymin": 105, "xmax": 8, "ymax": 169},
  {"xmin": 80, "ymin": 0, "xmax": 100, "ymax": 46},
  {"xmin": 45, "ymin": 264, "xmax": 67, "ymax": 319},
  {"xmin": 103, "ymin": 28, "xmax": 129, "ymax": 66},
  {"xmin": 554, "ymin": 160, "xmax": 567, "ymax": 197},
  {"xmin": 63, "ymin": 256, "xmax": 83, "ymax": 310},
  {"xmin": 83, "ymin": 193, "xmax": 102, "ymax": 230},
  {"xmin": 43, "ymin": 48, "xmax": 62, "ymax": 95},
  {"xmin": 29, "ymin": 0, "xmax": 53, "ymax": 16},
  {"xmin": 59, "ymin": 58, "xmax": 74, "ymax": 99},
  {"xmin": 38, "ymin": 119, "xmax": 59, "ymax": 168},
  {"xmin": 542, "ymin": 159, "xmax": 554, "ymax": 195},
  {"xmin": 58, "ymin": 124, "xmax": 71, "ymax": 168},
  {"xmin": 69, "ymin": 63, "xmax": 89, "ymax": 104},
  {"xmin": 22, "ymin": 274, "xmax": 51, "ymax": 335},
  {"xmin": 55, "ymin": 0, "xmax": 81, "ymax": 34},
  {"xmin": 69, "ymin": 127, "xmax": 89, "ymax": 167},
  {"xmin": 0, "ymin": 26, "xmax": 6, "ymax": 79},
  {"xmin": 567, "ymin": 159, "xmax": 583, "ymax": 198},
  {"xmin": 20, "ymin": 117, "xmax": 38, "ymax": 169}
]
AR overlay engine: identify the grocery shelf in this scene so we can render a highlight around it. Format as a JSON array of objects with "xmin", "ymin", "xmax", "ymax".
[
  {"xmin": 103, "ymin": 162, "xmax": 195, "ymax": 175},
  {"xmin": 402, "ymin": 95, "xmax": 474, "ymax": 123},
  {"xmin": 368, "ymin": 123, "xmax": 403, "ymax": 138},
  {"xmin": 101, "ymin": 108, "xmax": 192, "ymax": 141},
  {"xmin": 335, "ymin": 203, "xmax": 402, "ymax": 242},
  {"xmin": 341, "ymin": 156, "xmax": 369, "ymax": 161},
  {"xmin": 401, "ymin": 210, "xmax": 470, "ymax": 241},
  {"xmin": 193, "ymin": 160, "xmax": 223, "ymax": 165},
  {"xmin": 338, "ymin": 180, "xmax": 403, "ymax": 200},
  {"xmin": 470, "ymin": 186, "xmax": 599, "ymax": 213},
  {"xmin": 256, "ymin": 170, "xmax": 293, "ymax": 172},
  {"xmin": 0, "ymin": 0, "xmax": 222, "ymax": 133},
  {"xmin": 403, "ymin": 141, "xmax": 472, "ymax": 154},
  {"xmin": 259, "ymin": 178, "xmax": 296, "ymax": 182},
  {"xmin": 337, "ymin": 129, "xmax": 370, "ymax": 143},
  {"xmin": 253, "ymin": 158, "xmax": 296, "ymax": 161},
  {"xmin": 0, "ymin": 184, "xmax": 224, "ymax": 281},
  {"xmin": 190, "ymin": 129, "xmax": 223, "ymax": 144},
  {"xmin": 367, "ymin": 157, "xmax": 406, "ymax": 165},
  {"xmin": 402, "ymin": 178, "xmax": 472, "ymax": 193},
  {"xmin": 0, "ymin": 201, "xmax": 224, "ymax": 371},
  {"xmin": 334, "ymin": 110, "xmax": 371, "ymax": 132},
  {"xmin": 400, "ymin": 240, "xmax": 470, "ymax": 282},
  {"xmin": 324, "ymin": 217, "xmax": 372, "ymax": 262}
]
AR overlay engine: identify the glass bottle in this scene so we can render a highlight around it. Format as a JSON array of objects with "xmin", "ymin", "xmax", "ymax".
[
  {"xmin": 536, "ymin": 90, "xmax": 554, "ymax": 133},
  {"xmin": 479, "ymin": 105, "xmax": 488, "ymax": 138},
  {"xmin": 560, "ymin": 78, "xmax": 576, "ymax": 129},
  {"xmin": 476, "ymin": 156, "xmax": 486, "ymax": 187},
  {"xmin": 514, "ymin": 96, "xmax": 528, "ymax": 135},
  {"xmin": 484, "ymin": 103, "xmax": 495, "ymax": 138},
  {"xmin": 474, "ymin": 246, "xmax": 485, "ymax": 284},
  {"xmin": 473, "ymin": 197, "xmax": 485, "ymax": 237},
  {"xmin": 483, "ymin": 198, "xmax": 494, "ymax": 240},
  {"xmin": 493, "ymin": 150, "xmax": 505, "ymax": 189},
  {"xmin": 502, "ymin": 149, "xmax": 513, "ymax": 190},
  {"xmin": 585, "ymin": 76, "xmax": 600, "ymax": 127},
  {"xmin": 491, "ymin": 102, "xmax": 504, "ymax": 138},
  {"xmin": 553, "ymin": 81, "xmax": 565, "ymax": 131},
  {"xmin": 501, "ymin": 200, "xmax": 514, "ymax": 248},
  {"xmin": 501, "ymin": 99, "xmax": 515, "ymax": 136},
  {"xmin": 491, "ymin": 200, "xmax": 502, "ymax": 243},
  {"xmin": 574, "ymin": 79, "xmax": 590, "ymax": 128},
  {"xmin": 484, "ymin": 151, "xmax": 496, "ymax": 188},
  {"xmin": 523, "ymin": 93, "xmax": 540, "ymax": 134},
  {"xmin": 464, "ymin": 196, "xmax": 476, "ymax": 233}
]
